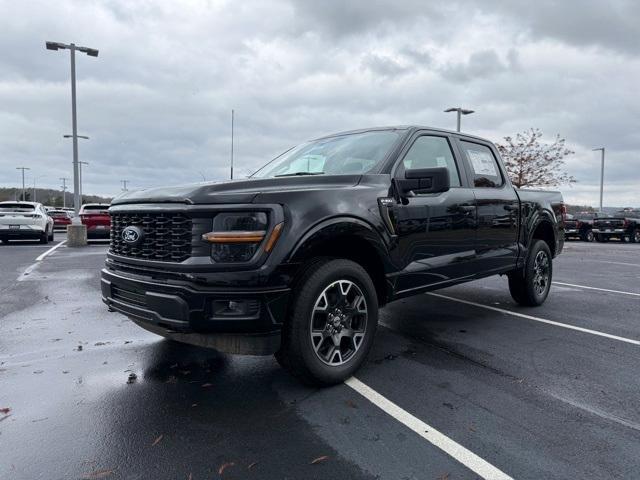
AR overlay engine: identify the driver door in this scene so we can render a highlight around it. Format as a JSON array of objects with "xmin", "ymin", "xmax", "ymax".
[{"xmin": 391, "ymin": 133, "xmax": 477, "ymax": 295}]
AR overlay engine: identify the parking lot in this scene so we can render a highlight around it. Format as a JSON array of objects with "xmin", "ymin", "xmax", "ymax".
[{"xmin": 1, "ymin": 237, "xmax": 639, "ymax": 480}]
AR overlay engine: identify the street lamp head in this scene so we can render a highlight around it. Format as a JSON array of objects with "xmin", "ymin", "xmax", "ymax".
[
  {"xmin": 592, "ymin": 147, "xmax": 604, "ymax": 151},
  {"xmin": 444, "ymin": 108, "xmax": 458, "ymax": 113},
  {"xmin": 460, "ymin": 109, "xmax": 475, "ymax": 115},
  {"xmin": 78, "ymin": 46, "xmax": 99, "ymax": 57},
  {"xmin": 45, "ymin": 41, "xmax": 66, "ymax": 51}
]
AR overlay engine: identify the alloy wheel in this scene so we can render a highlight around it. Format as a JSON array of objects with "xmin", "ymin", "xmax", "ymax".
[
  {"xmin": 533, "ymin": 250, "xmax": 550, "ymax": 296},
  {"xmin": 309, "ymin": 280, "xmax": 368, "ymax": 366}
]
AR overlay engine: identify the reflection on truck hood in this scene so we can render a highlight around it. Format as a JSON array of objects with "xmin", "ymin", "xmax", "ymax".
[{"xmin": 111, "ymin": 174, "xmax": 362, "ymax": 205}]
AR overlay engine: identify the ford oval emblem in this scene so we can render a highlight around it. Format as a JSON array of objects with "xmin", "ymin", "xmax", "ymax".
[{"xmin": 121, "ymin": 226, "xmax": 143, "ymax": 245}]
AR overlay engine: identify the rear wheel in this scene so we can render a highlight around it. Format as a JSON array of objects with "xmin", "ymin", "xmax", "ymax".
[
  {"xmin": 40, "ymin": 227, "xmax": 50, "ymax": 244},
  {"xmin": 508, "ymin": 239, "xmax": 552, "ymax": 307},
  {"xmin": 276, "ymin": 258, "xmax": 378, "ymax": 386},
  {"xmin": 582, "ymin": 230, "xmax": 595, "ymax": 242},
  {"xmin": 630, "ymin": 228, "xmax": 640, "ymax": 244},
  {"xmin": 48, "ymin": 228, "xmax": 54, "ymax": 241}
]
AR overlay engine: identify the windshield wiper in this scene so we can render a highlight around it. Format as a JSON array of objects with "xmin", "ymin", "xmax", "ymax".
[{"xmin": 274, "ymin": 171, "xmax": 325, "ymax": 177}]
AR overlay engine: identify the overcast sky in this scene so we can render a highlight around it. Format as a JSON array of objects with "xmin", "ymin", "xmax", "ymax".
[{"xmin": 1, "ymin": 0, "xmax": 638, "ymax": 206}]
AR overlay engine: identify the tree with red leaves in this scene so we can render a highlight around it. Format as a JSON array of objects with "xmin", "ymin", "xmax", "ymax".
[{"xmin": 496, "ymin": 128, "xmax": 575, "ymax": 188}]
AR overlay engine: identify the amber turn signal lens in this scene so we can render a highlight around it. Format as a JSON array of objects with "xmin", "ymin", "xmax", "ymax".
[
  {"xmin": 201, "ymin": 231, "xmax": 266, "ymax": 243},
  {"xmin": 264, "ymin": 222, "xmax": 284, "ymax": 253}
]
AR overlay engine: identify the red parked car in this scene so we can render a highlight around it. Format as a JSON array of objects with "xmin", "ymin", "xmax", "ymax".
[
  {"xmin": 48, "ymin": 210, "xmax": 72, "ymax": 229},
  {"xmin": 80, "ymin": 203, "xmax": 111, "ymax": 239}
]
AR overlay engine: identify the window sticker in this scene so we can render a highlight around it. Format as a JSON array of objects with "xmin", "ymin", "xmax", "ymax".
[{"xmin": 467, "ymin": 149, "xmax": 497, "ymax": 176}]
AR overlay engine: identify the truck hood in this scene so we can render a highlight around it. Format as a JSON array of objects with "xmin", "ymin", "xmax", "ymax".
[{"xmin": 111, "ymin": 175, "xmax": 362, "ymax": 205}]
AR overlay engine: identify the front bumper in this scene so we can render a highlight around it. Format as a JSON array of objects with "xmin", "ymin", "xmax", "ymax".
[{"xmin": 101, "ymin": 267, "xmax": 290, "ymax": 355}]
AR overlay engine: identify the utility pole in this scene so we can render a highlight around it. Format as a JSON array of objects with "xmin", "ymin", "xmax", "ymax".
[
  {"xmin": 60, "ymin": 177, "xmax": 69, "ymax": 208},
  {"xmin": 16, "ymin": 167, "xmax": 30, "ymax": 201},
  {"xmin": 230, "ymin": 109, "xmax": 235, "ymax": 180},
  {"xmin": 593, "ymin": 147, "xmax": 605, "ymax": 212},
  {"xmin": 121, "ymin": 180, "xmax": 129, "ymax": 191},
  {"xmin": 46, "ymin": 41, "xmax": 98, "ymax": 218},
  {"xmin": 444, "ymin": 107, "xmax": 474, "ymax": 132}
]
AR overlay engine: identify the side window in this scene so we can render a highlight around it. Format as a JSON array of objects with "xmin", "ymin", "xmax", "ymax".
[
  {"xmin": 401, "ymin": 136, "xmax": 461, "ymax": 187},
  {"xmin": 460, "ymin": 141, "xmax": 503, "ymax": 188}
]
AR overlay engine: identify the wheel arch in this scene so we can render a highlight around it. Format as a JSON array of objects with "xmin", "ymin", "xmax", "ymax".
[{"xmin": 287, "ymin": 216, "xmax": 394, "ymax": 305}]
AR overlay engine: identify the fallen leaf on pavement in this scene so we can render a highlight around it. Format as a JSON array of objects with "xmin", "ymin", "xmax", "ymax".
[
  {"xmin": 311, "ymin": 455, "xmax": 329, "ymax": 465},
  {"xmin": 151, "ymin": 434, "xmax": 164, "ymax": 446},
  {"xmin": 345, "ymin": 400, "xmax": 358, "ymax": 409},
  {"xmin": 0, "ymin": 407, "xmax": 10, "ymax": 414},
  {"xmin": 81, "ymin": 469, "xmax": 114, "ymax": 479},
  {"xmin": 218, "ymin": 462, "xmax": 235, "ymax": 475}
]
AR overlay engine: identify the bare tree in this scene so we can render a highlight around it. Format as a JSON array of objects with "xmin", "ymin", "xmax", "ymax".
[{"xmin": 496, "ymin": 128, "xmax": 576, "ymax": 188}]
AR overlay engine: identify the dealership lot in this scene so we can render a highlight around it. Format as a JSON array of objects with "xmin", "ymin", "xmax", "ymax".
[{"xmin": 1, "ymin": 239, "xmax": 639, "ymax": 480}]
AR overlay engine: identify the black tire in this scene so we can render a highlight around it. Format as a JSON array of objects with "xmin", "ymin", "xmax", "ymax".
[
  {"xmin": 508, "ymin": 239, "xmax": 553, "ymax": 307},
  {"xmin": 40, "ymin": 227, "xmax": 49, "ymax": 244},
  {"xmin": 582, "ymin": 230, "xmax": 595, "ymax": 242},
  {"xmin": 595, "ymin": 234, "xmax": 608, "ymax": 243},
  {"xmin": 630, "ymin": 228, "xmax": 640, "ymax": 244},
  {"xmin": 49, "ymin": 228, "xmax": 54, "ymax": 241},
  {"xmin": 275, "ymin": 258, "xmax": 378, "ymax": 386}
]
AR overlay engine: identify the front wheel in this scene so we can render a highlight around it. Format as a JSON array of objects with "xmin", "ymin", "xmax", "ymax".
[
  {"xmin": 508, "ymin": 239, "xmax": 553, "ymax": 306},
  {"xmin": 276, "ymin": 258, "xmax": 378, "ymax": 386},
  {"xmin": 582, "ymin": 230, "xmax": 595, "ymax": 242},
  {"xmin": 630, "ymin": 228, "xmax": 640, "ymax": 244}
]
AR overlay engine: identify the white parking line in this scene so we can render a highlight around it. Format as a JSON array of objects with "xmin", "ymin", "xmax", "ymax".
[
  {"xmin": 553, "ymin": 281, "xmax": 640, "ymax": 297},
  {"xmin": 428, "ymin": 293, "xmax": 640, "ymax": 346},
  {"xmin": 35, "ymin": 240, "xmax": 66, "ymax": 262},
  {"xmin": 345, "ymin": 377, "xmax": 513, "ymax": 480}
]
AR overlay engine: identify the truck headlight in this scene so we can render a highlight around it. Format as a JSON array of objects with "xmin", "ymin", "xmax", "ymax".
[{"xmin": 201, "ymin": 212, "xmax": 273, "ymax": 262}]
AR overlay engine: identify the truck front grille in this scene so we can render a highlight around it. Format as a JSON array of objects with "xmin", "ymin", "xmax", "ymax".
[{"xmin": 110, "ymin": 212, "xmax": 193, "ymax": 262}]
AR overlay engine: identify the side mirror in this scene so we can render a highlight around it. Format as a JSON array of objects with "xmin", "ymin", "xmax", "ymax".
[{"xmin": 396, "ymin": 167, "xmax": 450, "ymax": 196}]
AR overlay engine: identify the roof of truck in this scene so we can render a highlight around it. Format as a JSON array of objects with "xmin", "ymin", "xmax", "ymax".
[{"xmin": 314, "ymin": 125, "xmax": 491, "ymax": 143}]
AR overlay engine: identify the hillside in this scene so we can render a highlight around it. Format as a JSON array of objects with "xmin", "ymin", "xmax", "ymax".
[{"xmin": 0, "ymin": 187, "xmax": 112, "ymax": 207}]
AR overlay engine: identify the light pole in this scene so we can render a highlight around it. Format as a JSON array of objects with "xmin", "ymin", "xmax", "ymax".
[
  {"xmin": 444, "ymin": 107, "xmax": 474, "ymax": 132},
  {"xmin": 32, "ymin": 175, "xmax": 46, "ymax": 203},
  {"xmin": 230, "ymin": 109, "xmax": 235, "ymax": 180},
  {"xmin": 60, "ymin": 177, "xmax": 70, "ymax": 208},
  {"xmin": 121, "ymin": 180, "xmax": 129, "ymax": 191},
  {"xmin": 16, "ymin": 167, "xmax": 30, "ymax": 201},
  {"xmin": 46, "ymin": 41, "xmax": 98, "ymax": 218},
  {"xmin": 79, "ymin": 161, "xmax": 89, "ymax": 205},
  {"xmin": 63, "ymin": 134, "xmax": 89, "ymax": 205},
  {"xmin": 593, "ymin": 147, "xmax": 605, "ymax": 212}
]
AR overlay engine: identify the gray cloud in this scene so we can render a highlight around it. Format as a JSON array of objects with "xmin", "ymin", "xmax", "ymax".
[{"xmin": 0, "ymin": 0, "xmax": 638, "ymax": 207}]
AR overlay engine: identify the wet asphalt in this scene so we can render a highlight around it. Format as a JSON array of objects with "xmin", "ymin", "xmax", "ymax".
[{"xmin": 1, "ymin": 236, "xmax": 639, "ymax": 480}]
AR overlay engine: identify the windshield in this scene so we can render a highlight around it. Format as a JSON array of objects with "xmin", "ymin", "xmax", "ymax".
[
  {"xmin": 251, "ymin": 130, "xmax": 402, "ymax": 178},
  {"xmin": 0, "ymin": 203, "xmax": 35, "ymax": 212}
]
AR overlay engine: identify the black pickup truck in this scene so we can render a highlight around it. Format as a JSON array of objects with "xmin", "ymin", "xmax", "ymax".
[
  {"xmin": 102, "ymin": 126, "xmax": 565, "ymax": 385},
  {"xmin": 593, "ymin": 210, "xmax": 640, "ymax": 243},
  {"xmin": 564, "ymin": 213, "xmax": 599, "ymax": 242}
]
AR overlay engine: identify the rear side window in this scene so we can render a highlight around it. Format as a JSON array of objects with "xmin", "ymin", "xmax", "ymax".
[
  {"xmin": 460, "ymin": 141, "xmax": 503, "ymax": 188},
  {"xmin": 401, "ymin": 136, "xmax": 461, "ymax": 187}
]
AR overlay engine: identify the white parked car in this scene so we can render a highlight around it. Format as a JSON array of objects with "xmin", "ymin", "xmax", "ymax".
[{"xmin": 0, "ymin": 201, "xmax": 55, "ymax": 244}]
